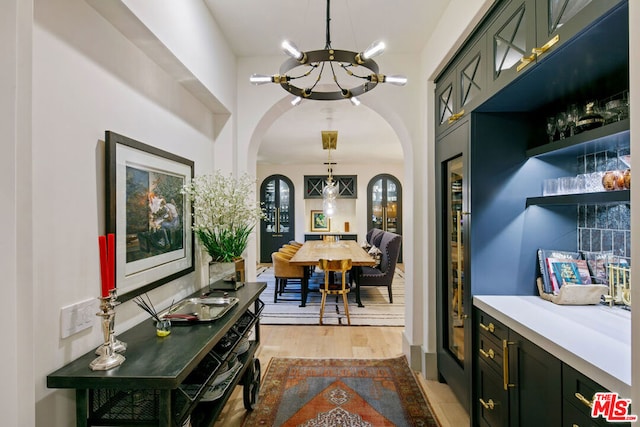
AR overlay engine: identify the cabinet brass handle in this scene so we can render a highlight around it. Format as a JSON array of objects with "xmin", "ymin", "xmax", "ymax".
[
  {"xmin": 479, "ymin": 348, "xmax": 495, "ymax": 359},
  {"xmin": 503, "ymin": 340, "xmax": 515, "ymax": 390},
  {"xmin": 447, "ymin": 109, "xmax": 465, "ymax": 123},
  {"xmin": 516, "ymin": 54, "xmax": 536, "ymax": 72},
  {"xmin": 575, "ymin": 392, "xmax": 593, "ymax": 408},
  {"xmin": 479, "ymin": 398, "xmax": 495, "ymax": 410},
  {"xmin": 532, "ymin": 35, "xmax": 560, "ymax": 56},
  {"xmin": 479, "ymin": 322, "xmax": 495, "ymax": 333}
]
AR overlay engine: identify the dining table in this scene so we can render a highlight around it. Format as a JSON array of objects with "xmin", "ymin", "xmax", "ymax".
[{"xmin": 289, "ymin": 240, "xmax": 376, "ymax": 307}]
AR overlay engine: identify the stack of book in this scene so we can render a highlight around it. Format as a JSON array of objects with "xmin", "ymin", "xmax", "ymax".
[{"xmin": 536, "ymin": 249, "xmax": 610, "ymax": 305}]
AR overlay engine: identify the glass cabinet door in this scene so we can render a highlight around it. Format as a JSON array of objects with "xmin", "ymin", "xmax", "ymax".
[
  {"xmin": 445, "ymin": 156, "xmax": 465, "ymax": 364},
  {"xmin": 260, "ymin": 175, "xmax": 295, "ymax": 263},
  {"xmin": 488, "ymin": 0, "xmax": 536, "ymax": 93}
]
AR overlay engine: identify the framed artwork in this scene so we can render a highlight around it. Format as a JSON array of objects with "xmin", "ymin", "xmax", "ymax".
[
  {"xmin": 310, "ymin": 210, "xmax": 330, "ymax": 232},
  {"xmin": 106, "ymin": 131, "xmax": 194, "ymax": 302}
]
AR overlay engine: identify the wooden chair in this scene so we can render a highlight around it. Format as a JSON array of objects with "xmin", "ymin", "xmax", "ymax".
[
  {"xmin": 318, "ymin": 258, "xmax": 352, "ymax": 325},
  {"xmin": 271, "ymin": 252, "xmax": 306, "ymax": 303},
  {"xmin": 322, "ymin": 235, "xmax": 336, "ymax": 242}
]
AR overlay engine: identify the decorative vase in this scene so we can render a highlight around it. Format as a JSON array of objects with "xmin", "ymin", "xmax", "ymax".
[{"xmin": 208, "ymin": 261, "xmax": 235, "ymax": 285}]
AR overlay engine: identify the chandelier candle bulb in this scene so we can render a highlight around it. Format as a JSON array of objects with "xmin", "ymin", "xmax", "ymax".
[
  {"xmin": 281, "ymin": 40, "xmax": 304, "ymax": 61},
  {"xmin": 384, "ymin": 75, "xmax": 408, "ymax": 86},
  {"xmin": 249, "ymin": 74, "xmax": 274, "ymax": 85},
  {"xmin": 361, "ymin": 40, "xmax": 386, "ymax": 61}
]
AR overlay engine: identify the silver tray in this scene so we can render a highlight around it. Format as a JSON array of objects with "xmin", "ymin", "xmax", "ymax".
[{"xmin": 159, "ymin": 297, "xmax": 239, "ymax": 322}]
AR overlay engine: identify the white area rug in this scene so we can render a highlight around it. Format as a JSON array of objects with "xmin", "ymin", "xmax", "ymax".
[{"xmin": 257, "ymin": 266, "xmax": 405, "ymax": 326}]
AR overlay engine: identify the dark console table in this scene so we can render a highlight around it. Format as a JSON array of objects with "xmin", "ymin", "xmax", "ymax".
[{"xmin": 47, "ymin": 282, "xmax": 266, "ymax": 427}]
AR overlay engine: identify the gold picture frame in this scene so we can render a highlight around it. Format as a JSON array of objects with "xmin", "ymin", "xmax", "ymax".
[{"xmin": 310, "ymin": 210, "xmax": 330, "ymax": 232}]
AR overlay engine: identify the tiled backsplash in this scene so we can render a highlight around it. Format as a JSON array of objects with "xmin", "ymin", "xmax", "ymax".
[
  {"xmin": 578, "ymin": 203, "xmax": 631, "ymax": 259},
  {"xmin": 576, "ymin": 146, "xmax": 631, "ymax": 261}
]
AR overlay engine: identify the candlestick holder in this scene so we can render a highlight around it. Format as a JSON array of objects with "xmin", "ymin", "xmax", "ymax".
[
  {"xmin": 90, "ymin": 292, "xmax": 125, "ymax": 371},
  {"xmin": 95, "ymin": 289, "xmax": 127, "ymax": 356}
]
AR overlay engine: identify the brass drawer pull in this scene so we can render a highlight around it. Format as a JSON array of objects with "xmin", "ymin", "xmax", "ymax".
[
  {"xmin": 575, "ymin": 392, "xmax": 593, "ymax": 408},
  {"xmin": 479, "ymin": 322, "xmax": 495, "ymax": 333},
  {"xmin": 479, "ymin": 398, "xmax": 495, "ymax": 410},
  {"xmin": 532, "ymin": 35, "xmax": 560, "ymax": 56},
  {"xmin": 516, "ymin": 53, "xmax": 536, "ymax": 72},
  {"xmin": 447, "ymin": 109, "xmax": 465, "ymax": 123},
  {"xmin": 479, "ymin": 348, "xmax": 495, "ymax": 359},
  {"xmin": 503, "ymin": 340, "xmax": 515, "ymax": 390}
]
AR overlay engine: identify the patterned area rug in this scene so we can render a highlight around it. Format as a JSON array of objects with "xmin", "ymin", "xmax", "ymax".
[
  {"xmin": 242, "ymin": 356, "xmax": 439, "ymax": 427},
  {"xmin": 257, "ymin": 266, "xmax": 405, "ymax": 326}
]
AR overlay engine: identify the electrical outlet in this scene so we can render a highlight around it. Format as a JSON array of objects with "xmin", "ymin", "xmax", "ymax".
[{"xmin": 60, "ymin": 298, "xmax": 97, "ymax": 339}]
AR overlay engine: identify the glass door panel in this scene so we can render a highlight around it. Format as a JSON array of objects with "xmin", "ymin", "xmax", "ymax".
[
  {"xmin": 370, "ymin": 178, "xmax": 383, "ymax": 229},
  {"xmin": 260, "ymin": 175, "xmax": 294, "ymax": 262},
  {"xmin": 548, "ymin": 0, "xmax": 592, "ymax": 33},
  {"xmin": 385, "ymin": 180, "xmax": 398, "ymax": 233},
  {"xmin": 278, "ymin": 179, "xmax": 290, "ymax": 233},
  {"xmin": 445, "ymin": 156, "xmax": 465, "ymax": 364}
]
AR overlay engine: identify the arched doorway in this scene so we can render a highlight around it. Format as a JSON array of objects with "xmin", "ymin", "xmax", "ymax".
[{"xmin": 260, "ymin": 174, "xmax": 295, "ymax": 263}]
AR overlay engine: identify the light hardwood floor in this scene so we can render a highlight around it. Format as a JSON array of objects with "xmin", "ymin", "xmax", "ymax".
[{"xmin": 214, "ymin": 325, "xmax": 469, "ymax": 427}]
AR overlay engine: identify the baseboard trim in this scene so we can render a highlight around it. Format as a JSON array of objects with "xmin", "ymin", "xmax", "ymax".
[{"xmin": 422, "ymin": 350, "xmax": 438, "ymax": 380}]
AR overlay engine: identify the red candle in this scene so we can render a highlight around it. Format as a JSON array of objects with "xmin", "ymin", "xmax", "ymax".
[
  {"xmin": 107, "ymin": 233, "xmax": 115, "ymax": 293},
  {"xmin": 98, "ymin": 236, "xmax": 109, "ymax": 297}
]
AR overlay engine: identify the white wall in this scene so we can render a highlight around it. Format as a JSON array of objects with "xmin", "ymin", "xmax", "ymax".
[
  {"xmin": 32, "ymin": 0, "xmax": 234, "ymax": 425},
  {"xmin": 2, "ymin": 0, "xmax": 34, "ymax": 425}
]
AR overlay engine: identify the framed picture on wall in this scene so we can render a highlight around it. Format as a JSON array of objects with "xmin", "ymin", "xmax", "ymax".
[
  {"xmin": 105, "ymin": 131, "xmax": 194, "ymax": 302},
  {"xmin": 310, "ymin": 210, "xmax": 330, "ymax": 232}
]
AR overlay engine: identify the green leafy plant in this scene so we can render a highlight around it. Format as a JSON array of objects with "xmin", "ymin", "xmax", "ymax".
[{"xmin": 182, "ymin": 171, "xmax": 265, "ymax": 262}]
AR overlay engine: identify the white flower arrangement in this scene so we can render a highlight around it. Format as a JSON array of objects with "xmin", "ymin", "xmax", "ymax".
[{"xmin": 182, "ymin": 171, "xmax": 265, "ymax": 262}]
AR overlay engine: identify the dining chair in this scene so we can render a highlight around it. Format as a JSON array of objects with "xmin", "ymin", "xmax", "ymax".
[
  {"xmin": 318, "ymin": 258, "xmax": 353, "ymax": 325},
  {"xmin": 278, "ymin": 245, "xmax": 298, "ymax": 257},
  {"xmin": 322, "ymin": 235, "xmax": 336, "ymax": 242},
  {"xmin": 272, "ymin": 252, "xmax": 306, "ymax": 303}
]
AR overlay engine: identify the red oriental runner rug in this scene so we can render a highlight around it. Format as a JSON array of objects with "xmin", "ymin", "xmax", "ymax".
[{"xmin": 242, "ymin": 356, "xmax": 440, "ymax": 427}]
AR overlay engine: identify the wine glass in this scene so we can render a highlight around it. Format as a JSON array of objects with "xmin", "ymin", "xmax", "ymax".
[
  {"xmin": 545, "ymin": 117, "xmax": 557, "ymax": 142},
  {"xmin": 566, "ymin": 104, "xmax": 579, "ymax": 137},
  {"xmin": 556, "ymin": 112, "xmax": 568, "ymax": 139}
]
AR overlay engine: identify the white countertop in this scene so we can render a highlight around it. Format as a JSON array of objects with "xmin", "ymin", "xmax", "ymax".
[{"xmin": 473, "ymin": 295, "xmax": 631, "ymax": 396}]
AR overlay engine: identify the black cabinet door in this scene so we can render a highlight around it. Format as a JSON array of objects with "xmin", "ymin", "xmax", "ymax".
[
  {"xmin": 260, "ymin": 175, "xmax": 295, "ymax": 262},
  {"xmin": 436, "ymin": 119, "xmax": 471, "ymax": 412},
  {"xmin": 508, "ymin": 330, "xmax": 562, "ymax": 427}
]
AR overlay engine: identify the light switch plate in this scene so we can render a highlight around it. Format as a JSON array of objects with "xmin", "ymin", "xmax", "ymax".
[{"xmin": 60, "ymin": 298, "xmax": 97, "ymax": 339}]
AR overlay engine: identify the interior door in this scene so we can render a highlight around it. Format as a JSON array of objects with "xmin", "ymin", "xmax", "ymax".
[
  {"xmin": 367, "ymin": 174, "xmax": 402, "ymax": 259},
  {"xmin": 260, "ymin": 175, "xmax": 295, "ymax": 262},
  {"xmin": 436, "ymin": 120, "xmax": 471, "ymax": 412}
]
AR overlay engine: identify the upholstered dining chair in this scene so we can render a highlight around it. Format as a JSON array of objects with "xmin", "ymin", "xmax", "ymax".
[
  {"xmin": 278, "ymin": 245, "xmax": 298, "ymax": 257},
  {"xmin": 272, "ymin": 252, "xmax": 306, "ymax": 303},
  {"xmin": 318, "ymin": 258, "xmax": 353, "ymax": 325}
]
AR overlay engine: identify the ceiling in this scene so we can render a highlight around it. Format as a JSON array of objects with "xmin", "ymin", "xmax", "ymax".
[{"xmin": 204, "ymin": 0, "xmax": 450, "ymax": 165}]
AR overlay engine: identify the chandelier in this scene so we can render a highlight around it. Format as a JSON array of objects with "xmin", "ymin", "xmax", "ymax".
[
  {"xmin": 322, "ymin": 130, "xmax": 338, "ymax": 217},
  {"xmin": 249, "ymin": 0, "xmax": 407, "ymax": 106}
]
